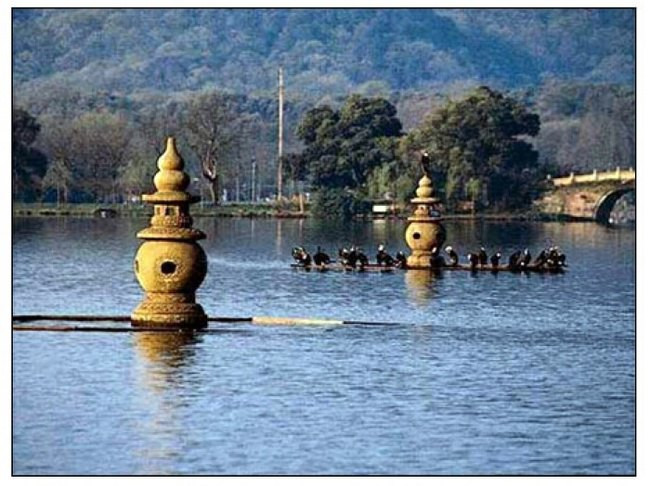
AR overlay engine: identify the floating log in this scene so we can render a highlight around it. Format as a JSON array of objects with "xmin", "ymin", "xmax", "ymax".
[
  {"xmin": 12, "ymin": 314, "xmax": 397, "ymax": 330},
  {"xmin": 12, "ymin": 314, "xmax": 253, "ymax": 323},
  {"xmin": 252, "ymin": 316, "xmax": 344, "ymax": 326},
  {"xmin": 12, "ymin": 325, "xmax": 247, "ymax": 334}
]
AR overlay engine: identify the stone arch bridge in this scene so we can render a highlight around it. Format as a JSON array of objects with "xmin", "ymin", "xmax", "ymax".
[{"xmin": 536, "ymin": 168, "xmax": 635, "ymax": 223}]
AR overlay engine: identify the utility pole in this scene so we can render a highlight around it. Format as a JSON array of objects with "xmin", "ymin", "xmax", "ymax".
[
  {"xmin": 277, "ymin": 67, "xmax": 284, "ymax": 201},
  {"xmin": 251, "ymin": 155, "xmax": 257, "ymax": 202}
]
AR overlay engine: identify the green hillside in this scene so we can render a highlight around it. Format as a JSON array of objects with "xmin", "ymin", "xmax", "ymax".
[
  {"xmin": 13, "ymin": 8, "xmax": 634, "ymax": 99},
  {"xmin": 11, "ymin": 8, "xmax": 635, "ymax": 209}
]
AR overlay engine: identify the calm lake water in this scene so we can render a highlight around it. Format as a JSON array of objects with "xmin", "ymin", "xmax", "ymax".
[{"xmin": 12, "ymin": 217, "xmax": 635, "ymax": 475}]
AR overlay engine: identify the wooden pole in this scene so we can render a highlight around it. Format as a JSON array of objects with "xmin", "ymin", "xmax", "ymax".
[
  {"xmin": 277, "ymin": 67, "xmax": 284, "ymax": 201},
  {"xmin": 251, "ymin": 156, "xmax": 257, "ymax": 201}
]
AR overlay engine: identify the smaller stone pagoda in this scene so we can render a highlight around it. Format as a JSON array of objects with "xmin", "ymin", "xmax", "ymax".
[
  {"xmin": 131, "ymin": 137, "xmax": 208, "ymax": 328},
  {"xmin": 404, "ymin": 153, "xmax": 446, "ymax": 268}
]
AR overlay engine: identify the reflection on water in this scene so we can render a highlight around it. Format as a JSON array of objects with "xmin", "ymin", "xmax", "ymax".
[
  {"xmin": 12, "ymin": 217, "xmax": 635, "ymax": 474},
  {"xmin": 404, "ymin": 269, "xmax": 441, "ymax": 306},
  {"xmin": 133, "ymin": 331, "xmax": 200, "ymax": 370},
  {"xmin": 132, "ymin": 331, "xmax": 203, "ymax": 474}
]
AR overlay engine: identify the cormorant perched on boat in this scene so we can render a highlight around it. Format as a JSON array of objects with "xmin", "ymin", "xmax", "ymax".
[
  {"xmin": 430, "ymin": 246, "xmax": 446, "ymax": 268},
  {"xmin": 533, "ymin": 248, "xmax": 548, "ymax": 267},
  {"xmin": 490, "ymin": 252, "xmax": 502, "ymax": 269},
  {"xmin": 478, "ymin": 247, "xmax": 488, "ymax": 266},
  {"xmin": 338, "ymin": 247, "xmax": 353, "ymax": 268},
  {"xmin": 467, "ymin": 252, "xmax": 479, "ymax": 270},
  {"xmin": 519, "ymin": 248, "xmax": 532, "ymax": 268},
  {"xmin": 547, "ymin": 246, "xmax": 567, "ymax": 269},
  {"xmin": 445, "ymin": 246, "xmax": 459, "ymax": 266},
  {"xmin": 313, "ymin": 246, "xmax": 331, "ymax": 267},
  {"xmin": 508, "ymin": 250, "xmax": 521, "ymax": 270},
  {"xmin": 355, "ymin": 247, "xmax": 369, "ymax": 269},
  {"xmin": 395, "ymin": 251, "xmax": 407, "ymax": 268},
  {"xmin": 376, "ymin": 244, "xmax": 395, "ymax": 266},
  {"xmin": 292, "ymin": 246, "xmax": 312, "ymax": 266}
]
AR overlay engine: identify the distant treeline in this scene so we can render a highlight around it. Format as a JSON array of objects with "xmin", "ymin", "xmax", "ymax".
[
  {"xmin": 13, "ymin": 9, "xmax": 634, "ymax": 95},
  {"xmin": 12, "ymin": 80, "xmax": 635, "ymax": 214},
  {"xmin": 12, "ymin": 8, "xmax": 635, "ymax": 211}
]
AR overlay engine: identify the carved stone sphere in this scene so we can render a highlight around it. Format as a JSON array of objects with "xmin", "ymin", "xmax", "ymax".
[
  {"xmin": 134, "ymin": 240, "xmax": 207, "ymax": 294},
  {"xmin": 405, "ymin": 221, "xmax": 446, "ymax": 252}
]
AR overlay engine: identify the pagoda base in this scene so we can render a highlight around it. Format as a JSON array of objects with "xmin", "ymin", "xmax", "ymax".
[
  {"xmin": 131, "ymin": 292, "xmax": 207, "ymax": 328},
  {"xmin": 407, "ymin": 251, "xmax": 433, "ymax": 268}
]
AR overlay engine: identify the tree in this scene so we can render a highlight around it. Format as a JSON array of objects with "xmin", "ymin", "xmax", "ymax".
[
  {"xmin": 36, "ymin": 116, "xmax": 77, "ymax": 203},
  {"xmin": 134, "ymin": 99, "xmax": 185, "ymax": 159},
  {"xmin": 184, "ymin": 91, "xmax": 242, "ymax": 204},
  {"xmin": 117, "ymin": 149, "xmax": 156, "ymax": 201},
  {"xmin": 68, "ymin": 112, "xmax": 132, "ymax": 202},
  {"xmin": 295, "ymin": 94, "xmax": 402, "ymax": 216},
  {"xmin": 42, "ymin": 158, "xmax": 73, "ymax": 204},
  {"xmin": 534, "ymin": 81, "xmax": 635, "ymax": 173},
  {"xmin": 408, "ymin": 86, "xmax": 541, "ymax": 210},
  {"xmin": 12, "ymin": 107, "xmax": 48, "ymax": 201},
  {"xmin": 281, "ymin": 153, "xmax": 307, "ymax": 195}
]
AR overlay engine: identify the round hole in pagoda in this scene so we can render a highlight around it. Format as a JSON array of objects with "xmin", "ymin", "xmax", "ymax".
[{"xmin": 161, "ymin": 261, "xmax": 177, "ymax": 275}]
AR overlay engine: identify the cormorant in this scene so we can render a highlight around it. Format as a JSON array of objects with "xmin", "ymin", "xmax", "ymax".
[
  {"xmin": 430, "ymin": 246, "xmax": 445, "ymax": 268},
  {"xmin": 490, "ymin": 252, "xmax": 502, "ymax": 269},
  {"xmin": 533, "ymin": 248, "xmax": 548, "ymax": 267},
  {"xmin": 339, "ymin": 247, "xmax": 354, "ymax": 268},
  {"xmin": 445, "ymin": 246, "xmax": 459, "ymax": 266},
  {"xmin": 355, "ymin": 247, "xmax": 369, "ymax": 269},
  {"xmin": 376, "ymin": 244, "xmax": 394, "ymax": 266},
  {"xmin": 467, "ymin": 252, "xmax": 479, "ymax": 270},
  {"xmin": 478, "ymin": 247, "xmax": 488, "ymax": 266},
  {"xmin": 292, "ymin": 246, "xmax": 312, "ymax": 266},
  {"xmin": 313, "ymin": 246, "xmax": 331, "ymax": 266},
  {"xmin": 547, "ymin": 246, "xmax": 567, "ymax": 268},
  {"xmin": 420, "ymin": 151, "xmax": 430, "ymax": 176},
  {"xmin": 508, "ymin": 250, "xmax": 521, "ymax": 270},
  {"xmin": 395, "ymin": 251, "xmax": 407, "ymax": 268}
]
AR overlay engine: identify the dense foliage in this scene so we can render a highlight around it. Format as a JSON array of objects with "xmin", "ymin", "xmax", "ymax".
[
  {"xmin": 13, "ymin": 9, "xmax": 634, "ymax": 98},
  {"xmin": 403, "ymin": 87, "xmax": 542, "ymax": 210},
  {"xmin": 11, "ymin": 9, "xmax": 635, "ymax": 213},
  {"xmin": 292, "ymin": 95, "xmax": 402, "ymax": 216},
  {"xmin": 12, "ymin": 108, "xmax": 48, "ymax": 202}
]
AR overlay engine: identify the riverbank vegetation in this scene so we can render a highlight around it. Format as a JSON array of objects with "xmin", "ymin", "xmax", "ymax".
[{"xmin": 12, "ymin": 9, "xmax": 634, "ymax": 218}]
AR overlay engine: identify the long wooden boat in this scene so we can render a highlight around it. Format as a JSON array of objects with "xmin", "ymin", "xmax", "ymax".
[
  {"xmin": 291, "ymin": 263, "xmax": 397, "ymax": 272},
  {"xmin": 290, "ymin": 262, "xmax": 565, "ymax": 273}
]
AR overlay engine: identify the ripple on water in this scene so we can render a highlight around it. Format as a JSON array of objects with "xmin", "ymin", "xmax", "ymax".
[{"xmin": 12, "ymin": 218, "xmax": 635, "ymax": 474}]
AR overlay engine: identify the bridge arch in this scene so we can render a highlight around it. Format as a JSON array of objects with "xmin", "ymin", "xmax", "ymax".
[{"xmin": 594, "ymin": 186, "xmax": 635, "ymax": 224}]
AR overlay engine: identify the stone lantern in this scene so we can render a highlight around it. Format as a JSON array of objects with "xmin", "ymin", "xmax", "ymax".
[
  {"xmin": 131, "ymin": 137, "xmax": 208, "ymax": 328},
  {"xmin": 404, "ymin": 153, "xmax": 446, "ymax": 268}
]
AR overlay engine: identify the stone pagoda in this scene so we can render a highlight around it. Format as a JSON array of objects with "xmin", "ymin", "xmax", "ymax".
[
  {"xmin": 131, "ymin": 137, "xmax": 208, "ymax": 328},
  {"xmin": 404, "ymin": 152, "xmax": 446, "ymax": 268}
]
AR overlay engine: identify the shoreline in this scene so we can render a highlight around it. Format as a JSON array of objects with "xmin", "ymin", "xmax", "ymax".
[{"xmin": 11, "ymin": 202, "xmax": 613, "ymax": 223}]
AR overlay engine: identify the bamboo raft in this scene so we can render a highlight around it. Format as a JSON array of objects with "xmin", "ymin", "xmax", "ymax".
[{"xmin": 291, "ymin": 262, "xmax": 565, "ymax": 273}]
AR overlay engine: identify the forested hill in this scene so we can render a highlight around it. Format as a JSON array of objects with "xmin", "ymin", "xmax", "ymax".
[{"xmin": 13, "ymin": 8, "xmax": 634, "ymax": 99}]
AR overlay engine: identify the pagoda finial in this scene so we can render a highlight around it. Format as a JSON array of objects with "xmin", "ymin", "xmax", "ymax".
[
  {"xmin": 416, "ymin": 174, "xmax": 434, "ymax": 199},
  {"xmin": 153, "ymin": 137, "xmax": 189, "ymax": 193}
]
